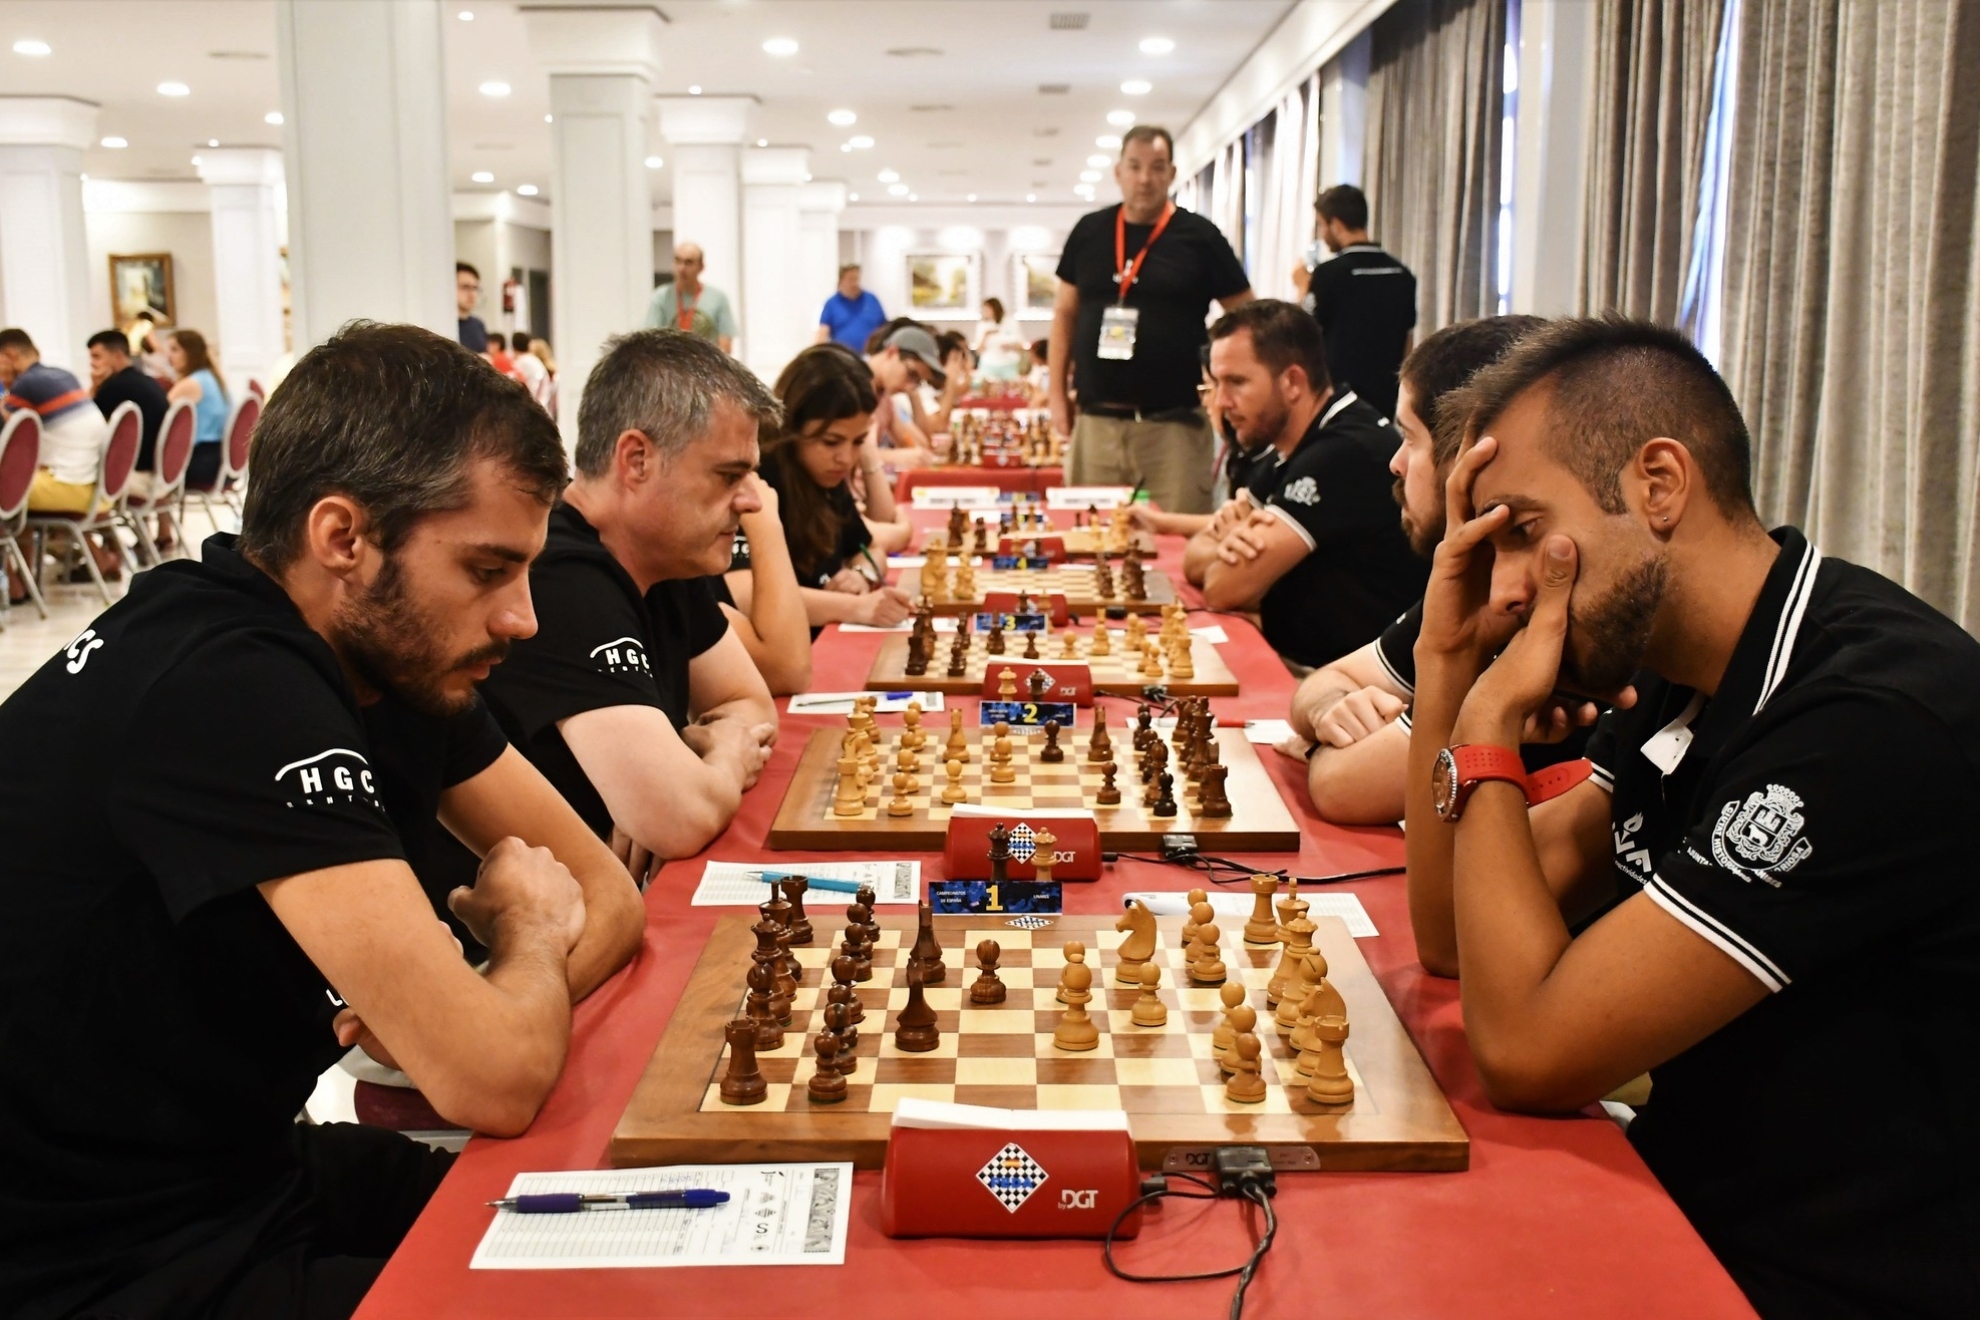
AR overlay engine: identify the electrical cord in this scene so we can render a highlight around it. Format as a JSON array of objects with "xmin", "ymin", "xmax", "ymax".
[
  {"xmin": 1102, "ymin": 1172, "xmax": 1279, "ymax": 1319},
  {"xmin": 1108, "ymin": 851, "xmax": 1406, "ymax": 888}
]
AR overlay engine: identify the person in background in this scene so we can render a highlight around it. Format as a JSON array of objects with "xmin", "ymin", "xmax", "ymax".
[
  {"xmin": 1024, "ymin": 338, "xmax": 1051, "ymax": 406},
  {"xmin": 87, "ymin": 329, "xmax": 169, "ymax": 497},
  {"xmin": 487, "ymin": 333, "xmax": 518, "ymax": 380},
  {"xmin": 510, "ymin": 332, "xmax": 552, "ymax": 409},
  {"xmin": 0, "ymin": 327, "xmax": 116, "ymax": 600},
  {"xmin": 738, "ymin": 344, "xmax": 912, "ymax": 632},
  {"xmin": 1133, "ymin": 360, "xmax": 1264, "ymax": 539},
  {"xmin": 918, "ymin": 329, "xmax": 974, "ymax": 436},
  {"xmin": 456, "ymin": 262, "xmax": 491, "ymax": 357},
  {"xmin": 863, "ymin": 322, "xmax": 946, "ymax": 465},
  {"xmin": 714, "ymin": 454, "xmax": 814, "ymax": 697},
  {"xmin": 645, "ymin": 242, "xmax": 739, "ymax": 355},
  {"xmin": 974, "ymin": 297, "xmax": 1026, "ymax": 379},
  {"xmin": 166, "ymin": 330, "xmax": 230, "ymax": 492},
  {"xmin": 816, "ymin": 263, "xmax": 887, "ymax": 351},
  {"xmin": 1293, "ymin": 184, "xmax": 1417, "ymax": 421}
]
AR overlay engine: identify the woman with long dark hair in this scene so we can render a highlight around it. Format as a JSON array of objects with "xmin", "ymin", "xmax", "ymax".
[{"xmin": 166, "ymin": 329, "xmax": 230, "ymax": 489}]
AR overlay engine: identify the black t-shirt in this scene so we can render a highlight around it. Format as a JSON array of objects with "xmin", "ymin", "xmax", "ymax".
[
  {"xmin": 1058, "ymin": 203, "xmax": 1250, "ymax": 413},
  {"xmin": 1225, "ymin": 441, "xmax": 1279, "ymax": 503},
  {"xmin": 94, "ymin": 364, "xmax": 172, "ymax": 471},
  {"xmin": 1582, "ymin": 528, "xmax": 1980, "ymax": 1318},
  {"xmin": 753, "ymin": 451, "xmax": 872, "ymax": 589},
  {"xmin": 0, "ymin": 536, "xmax": 505, "ymax": 1318},
  {"xmin": 1253, "ymin": 392, "xmax": 1427, "ymax": 667},
  {"xmin": 458, "ymin": 315, "xmax": 490, "ymax": 353},
  {"xmin": 1304, "ymin": 244, "xmax": 1417, "ymax": 420}
]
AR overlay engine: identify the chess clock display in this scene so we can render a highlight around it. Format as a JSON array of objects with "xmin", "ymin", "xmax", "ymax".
[
  {"xmin": 926, "ymin": 879, "xmax": 1064, "ymax": 914},
  {"xmin": 979, "ymin": 700, "xmax": 1077, "ymax": 728}
]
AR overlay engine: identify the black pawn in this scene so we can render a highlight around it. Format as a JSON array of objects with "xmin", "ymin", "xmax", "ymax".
[
  {"xmin": 830, "ymin": 953, "xmax": 865, "ymax": 1025},
  {"xmin": 807, "ymin": 1024, "xmax": 848, "ymax": 1104},
  {"xmin": 1097, "ymin": 760, "xmax": 1122, "ymax": 805},
  {"xmin": 1152, "ymin": 770, "xmax": 1178, "ymax": 817},
  {"xmin": 745, "ymin": 960, "xmax": 783, "ymax": 1052},
  {"xmin": 781, "ymin": 877, "xmax": 814, "ymax": 945},
  {"xmin": 1023, "ymin": 630, "xmax": 1040, "ymax": 659},
  {"xmin": 1040, "ymin": 719, "xmax": 1064, "ymax": 763},
  {"xmin": 894, "ymin": 962, "xmax": 941, "ymax": 1053},
  {"xmin": 826, "ymin": 999, "xmax": 860, "ymax": 1076}
]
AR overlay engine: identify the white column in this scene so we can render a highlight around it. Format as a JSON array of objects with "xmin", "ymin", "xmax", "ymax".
[
  {"xmin": 196, "ymin": 148, "xmax": 287, "ymax": 389},
  {"xmin": 1511, "ymin": 0, "xmax": 1596, "ymax": 315},
  {"xmin": 796, "ymin": 181, "xmax": 846, "ymax": 352},
  {"xmin": 1317, "ymin": 31, "xmax": 1370, "ymax": 188},
  {"xmin": 275, "ymin": 0, "xmax": 453, "ymax": 350},
  {"xmin": 524, "ymin": 6, "xmax": 664, "ymax": 446},
  {"xmin": 740, "ymin": 148, "xmax": 810, "ymax": 380},
  {"xmin": 0, "ymin": 96, "xmax": 98, "ymax": 373},
  {"xmin": 657, "ymin": 96, "xmax": 753, "ymax": 327}
]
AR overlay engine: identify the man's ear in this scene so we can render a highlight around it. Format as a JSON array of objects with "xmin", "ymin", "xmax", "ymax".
[
  {"xmin": 302, "ymin": 495, "xmax": 371, "ymax": 578},
  {"xmin": 1634, "ymin": 438, "xmax": 1693, "ymax": 534},
  {"xmin": 617, "ymin": 428, "xmax": 656, "ymax": 485}
]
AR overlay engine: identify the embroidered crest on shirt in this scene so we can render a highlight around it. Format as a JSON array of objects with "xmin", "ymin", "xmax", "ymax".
[
  {"xmin": 1281, "ymin": 476, "xmax": 1320, "ymax": 507},
  {"xmin": 1710, "ymin": 784, "xmax": 1813, "ymax": 886},
  {"xmin": 589, "ymin": 636, "xmax": 653, "ymax": 675}
]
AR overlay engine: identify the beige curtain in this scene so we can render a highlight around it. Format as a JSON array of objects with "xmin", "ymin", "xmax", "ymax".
[
  {"xmin": 1363, "ymin": 0, "xmax": 1508, "ymax": 332},
  {"xmin": 1579, "ymin": 0, "xmax": 1728, "ymax": 319},
  {"xmin": 1253, "ymin": 74, "xmax": 1325, "ymax": 303},
  {"xmin": 1720, "ymin": 0, "xmax": 1980, "ymax": 627}
]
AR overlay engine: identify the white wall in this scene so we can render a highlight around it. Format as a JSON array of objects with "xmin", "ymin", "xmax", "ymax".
[
  {"xmin": 838, "ymin": 205, "xmax": 1085, "ymax": 339},
  {"xmin": 84, "ymin": 209, "xmax": 218, "ymax": 353}
]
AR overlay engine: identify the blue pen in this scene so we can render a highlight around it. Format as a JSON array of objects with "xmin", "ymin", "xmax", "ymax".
[
  {"xmin": 752, "ymin": 870, "xmax": 867, "ymax": 895},
  {"xmin": 488, "ymin": 1189, "xmax": 730, "ymax": 1213}
]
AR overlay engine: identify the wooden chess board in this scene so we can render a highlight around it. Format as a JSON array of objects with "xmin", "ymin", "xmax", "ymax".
[
  {"xmin": 609, "ymin": 914, "xmax": 1469, "ymax": 1172},
  {"xmin": 766, "ymin": 723, "xmax": 1300, "ymax": 851},
  {"xmin": 902, "ymin": 562, "xmax": 1176, "ymax": 616},
  {"xmin": 864, "ymin": 632, "xmax": 1240, "ymax": 697},
  {"xmin": 919, "ymin": 527, "xmax": 1157, "ymax": 559}
]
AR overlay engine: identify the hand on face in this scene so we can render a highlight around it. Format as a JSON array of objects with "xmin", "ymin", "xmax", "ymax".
[
  {"xmin": 738, "ymin": 470, "xmax": 780, "ymax": 525},
  {"xmin": 1416, "ymin": 435, "xmax": 1520, "ymax": 672}
]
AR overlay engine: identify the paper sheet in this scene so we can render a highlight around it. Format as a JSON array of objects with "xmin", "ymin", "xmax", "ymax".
[
  {"xmin": 1123, "ymin": 889, "xmax": 1378, "ymax": 938},
  {"xmin": 1242, "ymin": 718, "xmax": 1295, "ymax": 745},
  {"xmin": 1189, "ymin": 624, "xmax": 1230, "ymax": 644},
  {"xmin": 786, "ymin": 690, "xmax": 947, "ymax": 714},
  {"xmin": 837, "ymin": 617, "xmax": 959, "ymax": 634},
  {"xmin": 471, "ymin": 1164, "xmax": 853, "ymax": 1269},
  {"xmin": 692, "ymin": 859, "xmax": 921, "ymax": 906}
]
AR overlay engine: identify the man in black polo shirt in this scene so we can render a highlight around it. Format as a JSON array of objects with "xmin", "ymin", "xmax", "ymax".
[
  {"xmin": 87, "ymin": 327, "xmax": 169, "ymax": 477},
  {"xmin": 459, "ymin": 329, "xmax": 780, "ymax": 887},
  {"xmin": 1050, "ymin": 124, "xmax": 1252, "ymax": 515},
  {"xmin": 0, "ymin": 323, "xmax": 644, "ymax": 1320},
  {"xmin": 1405, "ymin": 317, "xmax": 1980, "ymax": 1318},
  {"xmin": 1193, "ymin": 299, "xmax": 1427, "ymax": 669},
  {"xmin": 1293, "ymin": 184, "xmax": 1417, "ymax": 420}
]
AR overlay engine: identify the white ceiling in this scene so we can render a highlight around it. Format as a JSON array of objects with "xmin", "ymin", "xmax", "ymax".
[{"xmin": 2, "ymin": 0, "xmax": 1295, "ymax": 208}]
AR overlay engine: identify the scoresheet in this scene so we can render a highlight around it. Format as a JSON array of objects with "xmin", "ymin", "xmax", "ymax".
[
  {"xmin": 471, "ymin": 1163, "xmax": 853, "ymax": 1269},
  {"xmin": 691, "ymin": 859, "xmax": 922, "ymax": 907}
]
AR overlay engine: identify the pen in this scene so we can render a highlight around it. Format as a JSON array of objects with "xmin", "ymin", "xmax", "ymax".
[
  {"xmin": 751, "ymin": 870, "xmax": 868, "ymax": 895},
  {"xmin": 488, "ymin": 1190, "xmax": 731, "ymax": 1213}
]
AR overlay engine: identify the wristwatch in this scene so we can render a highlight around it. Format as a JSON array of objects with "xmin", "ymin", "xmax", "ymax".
[{"xmin": 1433, "ymin": 745, "xmax": 1593, "ymax": 822}]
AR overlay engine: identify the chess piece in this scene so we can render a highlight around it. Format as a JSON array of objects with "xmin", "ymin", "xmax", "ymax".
[
  {"xmin": 720, "ymin": 1018, "xmax": 768, "ymax": 1105},
  {"xmin": 1196, "ymin": 763, "xmax": 1232, "ymax": 819},
  {"xmin": 781, "ymin": 876, "xmax": 814, "ymax": 945},
  {"xmin": 829, "ymin": 953, "xmax": 865, "ymax": 1026},
  {"xmin": 1090, "ymin": 623, "xmax": 1111, "ymax": 657},
  {"xmin": 744, "ymin": 959, "xmax": 783, "ymax": 1051},
  {"xmin": 1306, "ymin": 1015, "xmax": 1354, "ymax": 1104},
  {"xmin": 1087, "ymin": 706, "xmax": 1113, "ymax": 763},
  {"xmin": 1169, "ymin": 645, "xmax": 1195, "ymax": 681},
  {"xmin": 1096, "ymin": 761, "xmax": 1121, "ymax": 805},
  {"xmin": 1052, "ymin": 954, "xmax": 1099, "ymax": 1051},
  {"xmin": 887, "ymin": 771, "xmax": 914, "ymax": 817},
  {"xmin": 1265, "ymin": 886, "xmax": 1308, "ymax": 1005},
  {"xmin": 1181, "ymin": 889, "xmax": 1209, "ymax": 947},
  {"xmin": 893, "ymin": 961, "xmax": 941, "ymax": 1052},
  {"xmin": 1301, "ymin": 949, "xmax": 1346, "ymax": 1023},
  {"xmin": 1030, "ymin": 827, "xmax": 1056, "ymax": 883},
  {"xmin": 1060, "ymin": 629, "xmax": 1079, "ymax": 659},
  {"xmin": 987, "ymin": 823, "xmax": 1011, "ymax": 884},
  {"xmin": 1151, "ymin": 770, "xmax": 1178, "ymax": 817},
  {"xmin": 1224, "ymin": 1032, "xmax": 1268, "ymax": 1103},
  {"xmin": 833, "ymin": 748, "xmax": 865, "ymax": 816},
  {"xmin": 946, "ymin": 708, "xmax": 971, "ymax": 764},
  {"xmin": 754, "ymin": 913, "xmax": 795, "ymax": 1023},
  {"xmin": 970, "ymin": 939, "xmax": 1007, "ymax": 1004},
  {"xmin": 904, "ymin": 629, "xmax": 929, "ymax": 677},
  {"xmin": 998, "ymin": 667, "xmax": 1018, "ymax": 699},
  {"xmin": 842, "ymin": 916, "xmax": 874, "ymax": 983},
  {"xmin": 1056, "ymin": 941, "xmax": 1087, "ymax": 1004},
  {"xmin": 1133, "ymin": 703, "xmax": 1155, "ymax": 749},
  {"xmin": 947, "ymin": 632, "xmax": 969, "ymax": 679},
  {"xmin": 1113, "ymin": 899, "xmax": 1157, "ymax": 984},
  {"xmin": 1211, "ymin": 983, "xmax": 1247, "ymax": 1066},
  {"xmin": 1219, "ymin": 1003, "xmax": 1258, "ymax": 1074},
  {"xmin": 1040, "ymin": 719, "xmax": 1064, "ymax": 762},
  {"xmin": 941, "ymin": 758, "xmax": 966, "ymax": 804},
  {"xmin": 1129, "ymin": 962, "xmax": 1168, "ymax": 1028},
  {"xmin": 807, "ymin": 1005, "xmax": 850, "ymax": 1104},
  {"xmin": 910, "ymin": 900, "xmax": 946, "ymax": 983},
  {"xmin": 1023, "ymin": 629, "xmax": 1040, "ymax": 660},
  {"xmin": 989, "ymin": 725, "xmax": 1017, "ymax": 785},
  {"xmin": 895, "ymin": 743, "xmax": 921, "ymax": 783},
  {"xmin": 1189, "ymin": 921, "xmax": 1228, "ymax": 986},
  {"xmin": 1275, "ymin": 919, "xmax": 1321, "ymax": 1032},
  {"xmin": 1028, "ymin": 668, "xmax": 1051, "ymax": 703},
  {"xmin": 1243, "ymin": 874, "xmax": 1280, "ymax": 945},
  {"xmin": 987, "ymin": 617, "xmax": 1006, "ymax": 655},
  {"xmin": 902, "ymin": 702, "xmax": 925, "ymax": 749}
]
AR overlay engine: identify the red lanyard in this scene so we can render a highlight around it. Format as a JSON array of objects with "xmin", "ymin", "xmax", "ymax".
[
  {"xmin": 676, "ymin": 285, "xmax": 698, "ymax": 332},
  {"xmin": 1114, "ymin": 202, "xmax": 1176, "ymax": 303}
]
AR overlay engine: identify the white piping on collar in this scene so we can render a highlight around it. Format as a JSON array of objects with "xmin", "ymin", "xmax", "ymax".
[
  {"xmin": 1319, "ymin": 390, "xmax": 1358, "ymax": 427},
  {"xmin": 1756, "ymin": 539, "xmax": 1822, "ymax": 714}
]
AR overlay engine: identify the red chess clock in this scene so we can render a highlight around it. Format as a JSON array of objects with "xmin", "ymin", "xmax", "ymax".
[
  {"xmin": 976, "ymin": 663, "xmax": 1093, "ymax": 705},
  {"xmin": 997, "ymin": 535, "xmax": 1067, "ymax": 563},
  {"xmin": 944, "ymin": 808, "xmax": 1100, "ymax": 881}
]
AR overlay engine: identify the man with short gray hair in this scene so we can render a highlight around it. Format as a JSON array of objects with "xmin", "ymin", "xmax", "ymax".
[
  {"xmin": 644, "ymin": 242, "xmax": 738, "ymax": 355},
  {"xmin": 462, "ymin": 330, "xmax": 781, "ymax": 882}
]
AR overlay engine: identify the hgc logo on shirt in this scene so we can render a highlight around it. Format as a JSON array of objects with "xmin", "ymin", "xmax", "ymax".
[
  {"xmin": 589, "ymin": 635, "xmax": 652, "ymax": 675},
  {"xmin": 275, "ymin": 748, "xmax": 384, "ymax": 812}
]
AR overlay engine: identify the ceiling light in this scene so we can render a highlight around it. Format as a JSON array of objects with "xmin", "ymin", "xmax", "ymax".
[
  {"xmin": 840, "ymin": 144, "xmax": 851, "ymax": 153},
  {"xmin": 471, "ymin": 170, "xmax": 494, "ymax": 183},
  {"xmin": 967, "ymin": 193, "xmax": 977, "ymax": 202},
  {"xmin": 762, "ymin": 37, "xmax": 798, "ymax": 56},
  {"xmin": 828, "ymin": 108, "xmax": 858, "ymax": 127},
  {"xmin": 544, "ymin": 114, "xmax": 554, "ymax": 123},
  {"xmin": 644, "ymin": 155, "xmax": 663, "ymax": 169},
  {"xmin": 1120, "ymin": 79, "xmax": 1151, "ymax": 96},
  {"xmin": 458, "ymin": 10, "xmax": 474, "ymax": 20},
  {"xmin": 100, "ymin": 136, "xmax": 128, "ymax": 149},
  {"xmin": 1096, "ymin": 134, "xmax": 1121, "ymax": 150},
  {"xmin": 1079, "ymin": 170, "xmax": 1100, "ymax": 182},
  {"xmin": 688, "ymin": 85, "xmax": 702, "ymax": 95},
  {"xmin": 158, "ymin": 81, "xmax": 190, "ymax": 97},
  {"xmin": 479, "ymin": 80, "xmax": 510, "ymax": 98},
  {"xmin": 13, "ymin": 38, "xmax": 51, "ymax": 56},
  {"xmin": 877, "ymin": 168, "xmax": 900, "ymax": 183},
  {"xmin": 207, "ymin": 138, "xmax": 219, "ymax": 147},
  {"xmin": 264, "ymin": 110, "xmax": 283, "ymax": 125},
  {"xmin": 909, "ymin": 193, "xmax": 919, "ymax": 201},
  {"xmin": 888, "ymin": 183, "xmax": 910, "ymax": 196},
  {"xmin": 1139, "ymin": 36, "xmax": 1175, "ymax": 55},
  {"xmin": 1107, "ymin": 109, "xmax": 1136, "ymax": 127},
  {"xmin": 1026, "ymin": 193, "xmax": 1037, "ymax": 203},
  {"xmin": 849, "ymin": 192, "xmax": 860, "ymax": 201},
  {"xmin": 849, "ymin": 135, "xmax": 874, "ymax": 150},
  {"xmin": 190, "ymin": 155, "xmax": 203, "ymax": 166},
  {"xmin": 1086, "ymin": 153, "xmax": 1108, "ymax": 167},
  {"xmin": 516, "ymin": 183, "xmax": 539, "ymax": 196},
  {"xmin": 756, "ymin": 137, "xmax": 768, "ymax": 146}
]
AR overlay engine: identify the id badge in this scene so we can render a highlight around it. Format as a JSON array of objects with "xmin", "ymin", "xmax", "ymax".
[{"xmin": 1098, "ymin": 305, "xmax": 1139, "ymax": 361}]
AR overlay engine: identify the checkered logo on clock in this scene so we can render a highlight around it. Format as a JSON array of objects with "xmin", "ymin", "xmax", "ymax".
[
  {"xmin": 976, "ymin": 1142, "xmax": 1048, "ymax": 1213},
  {"xmin": 1007, "ymin": 823, "xmax": 1037, "ymax": 862}
]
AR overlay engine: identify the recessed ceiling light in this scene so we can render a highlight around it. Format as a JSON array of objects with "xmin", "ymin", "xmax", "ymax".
[
  {"xmin": 877, "ymin": 168, "xmax": 900, "ymax": 183},
  {"xmin": 1096, "ymin": 134, "xmax": 1121, "ymax": 149},
  {"xmin": 471, "ymin": 170, "xmax": 494, "ymax": 183},
  {"xmin": 190, "ymin": 155, "xmax": 203, "ymax": 166},
  {"xmin": 840, "ymin": 144, "xmax": 851, "ymax": 153},
  {"xmin": 458, "ymin": 10, "xmax": 474, "ymax": 20},
  {"xmin": 1086, "ymin": 153, "xmax": 1108, "ymax": 167},
  {"xmin": 967, "ymin": 193, "xmax": 978, "ymax": 202},
  {"xmin": 516, "ymin": 183, "xmax": 539, "ymax": 196},
  {"xmin": 909, "ymin": 194, "xmax": 918, "ymax": 202},
  {"xmin": 1078, "ymin": 170, "xmax": 1100, "ymax": 182},
  {"xmin": 756, "ymin": 137, "xmax": 768, "ymax": 147},
  {"xmin": 644, "ymin": 155, "xmax": 663, "ymax": 169},
  {"xmin": 1139, "ymin": 36, "xmax": 1175, "ymax": 55},
  {"xmin": 1120, "ymin": 80, "xmax": 1151, "ymax": 96},
  {"xmin": 887, "ymin": 183, "xmax": 909, "ymax": 196},
  {"xmin": 544, "ymin": 114, "xmax": 553, "ymax": 123},
  {"xmin": 13, "ymin": 39, "xmax": 52, "ymax": 57},
  {"xmin": 687, "ymin": 85, "xmax": 702, "ymax": 95},
  {"xmin": 158, "ymin": 81, "xmax": 190, "ymax": 97},
  {"xmin": 849, "ymin": 192, "xmax": 860, "ymax": 201},
  {"xmin": 762, "ymin": 37, "xmax": 798, "ymax": 56},
  {"xmin": 828, "ymin": 108, "xmax": 857, "ymax": 127},
  {"xmin": 264, "ymin": 110, "xmax": 283, "ymax": 125},
  {"xmin": 1107, "ymin": 109, "xmax": 1136, "ymax": 127},
  {"xmin": 478, "ymin": 80, "xmax": 510, "ymax": 98},
  {"xmin": 849, "ymin": 135, "xmax": 874, "ymax": 150},
  {"xmin": 100, "ymin": 136, "xmax": 128, "ymax": 149},
  {"xmin": 207, "ymin": 138, "xmax": 219, "ymax": 147},
  {"xmin": 1026, "ymin": 193, "xmax": 1037, "ymax": 203}
]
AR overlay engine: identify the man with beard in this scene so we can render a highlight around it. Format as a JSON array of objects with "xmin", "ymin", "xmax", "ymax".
[
  {"xmin": 1191, "ymin": 299, "xmax": 1426, "ymax": 670},
  {"xmin": 1408, "ymin": 317, "xmax": 1980, "ymax": 1318},
  {"xmin": 0, "ymin": 323, "xmax": 645, "ymax": 1320},
  {"xmin": 450, "ymin": 330, "xmax": 781, "ymax": 888},
  {"xmin": 1286, "ymin": 316, "xmax": 1548, "ymax": 823}
]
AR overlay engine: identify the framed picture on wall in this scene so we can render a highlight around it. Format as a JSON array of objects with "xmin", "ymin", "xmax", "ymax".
[
  {"xmin": 905, "ymin": 251, "xmax": 980, "ymax": 319},
  {"xmin": 109, "ymin": 253, "xmax": 176, "ymax": 327},
  {"xmin": 1014, "ymin": 252, "xmax": 1060, "ymax": 317}
]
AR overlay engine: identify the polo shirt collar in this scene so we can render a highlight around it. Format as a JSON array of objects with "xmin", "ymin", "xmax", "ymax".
[
  {"xmin": 197, "ymin": 533, "xmax": 310, "ymax": 616},
  {"xmin": 1278, "ymin": 389, "xmax": 1361, "ymax": 468}
]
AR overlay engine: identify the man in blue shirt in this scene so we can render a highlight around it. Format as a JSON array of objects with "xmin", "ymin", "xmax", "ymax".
[
  {"xmin": 456, "ymin": 262, "xmax": 491, "ymax": 358},
  {"xmin": 816, "ymin": 264, "xmax": 886, "ymax": 351}
]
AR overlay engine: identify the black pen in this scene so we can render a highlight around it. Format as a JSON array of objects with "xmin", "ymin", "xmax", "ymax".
[{"xmin": 488, "ymin": 1189, "xmax": 730, "ymax": 1213}]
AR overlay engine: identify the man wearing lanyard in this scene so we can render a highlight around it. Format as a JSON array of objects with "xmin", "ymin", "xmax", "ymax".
[
  {"xmin": 644, "ymin": 242, "xmax": 739, "ymax": 355},
  {"xmin": 1050, "ymin": 125, "xmax": 1253, "ymax": 515}
]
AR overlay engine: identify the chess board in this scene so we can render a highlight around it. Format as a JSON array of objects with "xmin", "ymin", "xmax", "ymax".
[
  {"xmin": 609, "ymin": 914, "xmax": 1469, "ymax": 1172},
  {"xmin": 863, "ymin": 632, "xmax": 1240, "ymax": 697},
  {"xmin": 902, "ymin": 562, "xmax": 1176, "ymax": 616},
  {"xmin": 766, "ymin": 722, "xmax": 1300, "ymax": 851},
  {"xmin": 919, "ymin": 527, "xmax": 1157, "ymax": 559}
]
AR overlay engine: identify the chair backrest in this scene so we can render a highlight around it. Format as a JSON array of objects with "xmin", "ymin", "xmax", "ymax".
[
  {"xmin": 155, "ymin": 399, "xmax": 197, "ymax": 489},
  {"xmin": 98, "ymin": 402, "xmax": 143, "ymax": 505},
  {"xmin": 247, "ymin": 377, "xmax": 266, "ymax": 401},
  {"xmin": 223, "ymin": 393, "xmax": 260, "ymax": 481},
  {"xmin": 0, "ymin": 411, "xmax": 43, "ymax": 522}
]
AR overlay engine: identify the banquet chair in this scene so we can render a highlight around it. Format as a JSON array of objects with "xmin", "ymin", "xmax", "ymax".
[
  {"xmin": 0, "ymin": 410, "xmax": 49, "ymax": 624},
  {"xmin": 26, "ymin": 402, "xmax": 141, "ymax": 606},
  {"xmin": 122, "ymin": 399, "xmax": 195, "ymax": 564},
  {"xmin": 185, "ymin": 392, "xmax": 259, "ymax": 533}
]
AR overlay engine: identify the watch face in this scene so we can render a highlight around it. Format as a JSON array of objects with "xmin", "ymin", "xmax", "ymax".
[{"xmin": 1433, "ymin": 747, "xmax": 1459, "ymax": 821}]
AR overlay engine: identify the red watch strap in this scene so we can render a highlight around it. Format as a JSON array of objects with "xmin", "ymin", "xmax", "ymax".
[
  {"xmin": 1526, "ymin": 758, "xmax": 1593, "ymax": 805},
  {"xmin": 1451, "ymin": 744, "xmax": 1527, "ymax": 788}
]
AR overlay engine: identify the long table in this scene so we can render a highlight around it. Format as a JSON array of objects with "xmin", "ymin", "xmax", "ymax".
[
  {"xmin": 354, "ymin": 525, "xmax": 1754, "ymax": 1319},
  {"xmin": 894, "ymin": 464, "xmax": 1064, "ymax": 504}
]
